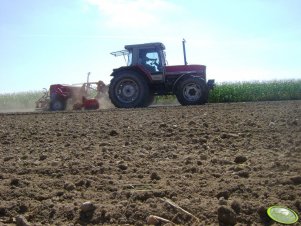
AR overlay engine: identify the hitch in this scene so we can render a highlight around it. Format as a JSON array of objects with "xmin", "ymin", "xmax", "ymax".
[{"xmin": 35, "ymin": 88, "xmax": 50, "ymax": 111}]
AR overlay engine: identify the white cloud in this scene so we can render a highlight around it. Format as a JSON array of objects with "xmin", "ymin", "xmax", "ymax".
[{"xmin": 84, "ymin": 0, "xmax": 179, "ymax": 30}]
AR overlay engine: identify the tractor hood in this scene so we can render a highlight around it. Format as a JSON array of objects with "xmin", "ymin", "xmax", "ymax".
[{"xmin": 165, "ymin": 64, "xmax": 206, "ymax": 75}]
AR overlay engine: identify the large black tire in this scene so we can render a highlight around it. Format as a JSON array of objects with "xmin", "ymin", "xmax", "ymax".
[
  {"xmin": 141, "ymin": 92, "xmax": 155, "ymax": 107},
  {"xmin": 108, "ymin": 71, "xmax": 150, "ymax": 108},
  {"xmin": 50, "ymin": 99, "xmax": 66, "ymax": 111},
  {"xmin": 175, "ymin": 77, "xmax": 208, "ymax": 105}
]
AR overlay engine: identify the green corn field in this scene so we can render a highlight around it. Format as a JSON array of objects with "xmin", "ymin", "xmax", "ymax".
[
  {"xmin": 0, "ymin": 80, "xmax": 300, "ymax": 111},
  {"xmin": 155, "ymin": 79, "xmax": 301, "ymax": 104},
  {"xmin": 0, "ymin": 91, "xmax": 44, "ymax": 112},
  {"xmin": 208, "ymin": 80, "xmax": 301, "ymax": 103}
]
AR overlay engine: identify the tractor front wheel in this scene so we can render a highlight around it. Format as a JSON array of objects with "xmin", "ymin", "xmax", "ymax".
[
  {"xmin": 175, "ymin": 77, "xmax": 208, "ymax": 105},
  {"xmin": 109, "ymin": 71, "xmax": 150, "ymax": 108}
]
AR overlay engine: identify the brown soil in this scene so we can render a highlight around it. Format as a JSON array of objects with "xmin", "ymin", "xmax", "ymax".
[{"xmin": 0, "ymin": 101, "xmax": 300, "ymax": 226}]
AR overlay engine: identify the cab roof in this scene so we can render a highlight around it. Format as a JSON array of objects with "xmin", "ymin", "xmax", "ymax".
[{"xmin": 125, "ymin": 42, "xmax": 165, "ymax": 51}]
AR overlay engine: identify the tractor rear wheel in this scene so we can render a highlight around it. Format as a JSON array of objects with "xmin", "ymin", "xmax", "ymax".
[
  {"xmin": 141, "ymin": 92, "xmax": 155, "ymax": 107},
  {"xmin": 175, "ymin": 77, "xmax": 208, "ymax": 105},
  {"xmin": 109, "ymin": 71, "xmax": 150, "ymax": 108},
  {"xmin": 147, "ymin": 92, "xmax": 155, "ymax": 106}
]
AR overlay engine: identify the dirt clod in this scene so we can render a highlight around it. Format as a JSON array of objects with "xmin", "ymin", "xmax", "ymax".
[
  {"xmin": 10, "ymin": 178, "xmax": 21, "ymax": 187},
  {"xmin": 290, "ymin": 176, "xmax": 301, "ymax": 185},
  {"xmin": 150, "ymin": 172, "xmax": 161, "ymax": 180},
  {"xmin": 237, "ymin": 170, "xmax": 250, "ymax": 178},
  {"xmin": 39, "ymin": 154, "xmax": 47, "ymax": 161},
  {"xmin": 118, "ymin": 163, "xmax": 128, "ymax": 171},
  {"xmin": 3, "ymin": 156, "xmax": 14, "ymax": 161},
  {"xmin": 64, "ymin": 182, "xmax": 76, "ymax": 191},
  {"xmin": 217, "ymin": 190, "xmax": 230, "ymax": 200},
  {"xmin": 15, "ymin": 215, "xmax": 31, "ymax": 226},
  {"xmin": 80, "ymin": 201, "xmax": 96, "ymax": 213},
  {"xmin": 230, "ymin": 200, "xmax": 241, "ymax": 214},
  {"xmin": 234, "ymin": 155, "xmax": 247, "ymax": 164},
  {"xmin": 257, "ymin": 206, "xmax": 270, "ymax": 223},
  {"xmin": 218, "ymin": 197, "xmax": 227, "ymax": 205},
  {"xmin": 146, "ymin": 215, "xmax": 159, "ymax": 225},
  {"xmin": 217, "ymin": 206, "xmax": 237, "ymax": 226},
  {"xmin": 109, "ymin": 129, "xmax": 119, "ymax": 136}
]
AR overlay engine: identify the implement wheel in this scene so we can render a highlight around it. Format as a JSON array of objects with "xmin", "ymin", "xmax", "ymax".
[{"xmin": 50, "ymin": 99, "xmax": 66, "ymax": 111}]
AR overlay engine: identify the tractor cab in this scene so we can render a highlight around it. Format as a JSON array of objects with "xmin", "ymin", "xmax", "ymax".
[
  {"xmin": 111, "ymin": 42, "xmax": 166, "ymax": 82},
  {"xmin": 125, "ymin": 42, "xmax": 166, "ymax": 73}
]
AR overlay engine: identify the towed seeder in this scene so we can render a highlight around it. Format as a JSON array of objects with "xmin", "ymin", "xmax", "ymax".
[{"xmin": 35, "ymin": 73, "xmax": 106, "ymax": 111}]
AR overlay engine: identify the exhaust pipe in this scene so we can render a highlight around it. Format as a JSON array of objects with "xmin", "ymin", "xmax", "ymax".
[
  {"xmin": 182, "ymin": 39, "xmax": 187, "ymax": 65},
  {"xmin": 87, "ymin": 72, "xmax": 91, "ymax": 83}
]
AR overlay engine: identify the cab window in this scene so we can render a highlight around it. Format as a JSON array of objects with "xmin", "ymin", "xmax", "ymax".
[{"xmin": 138, "ymin": 49, "xmax": 162, "ymax": 73}]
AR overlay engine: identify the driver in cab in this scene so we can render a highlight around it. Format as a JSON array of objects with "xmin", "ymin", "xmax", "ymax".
[{"xmin": 138, "ymin": 51, "xmax": 158, "ymax": 73}]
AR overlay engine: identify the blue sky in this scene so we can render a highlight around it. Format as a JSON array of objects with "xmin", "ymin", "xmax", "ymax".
[{"xmin": 0, "ymin": 0, "xmax": 300, "ymax": 93}]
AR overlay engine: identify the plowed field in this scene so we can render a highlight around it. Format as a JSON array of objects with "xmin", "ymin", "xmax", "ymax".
[{"xmin": 0, "ymin": 101, "xmax": 300, "ymax": 225}]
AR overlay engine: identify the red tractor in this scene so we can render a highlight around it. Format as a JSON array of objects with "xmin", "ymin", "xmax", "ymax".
[
  {"xmin": 35, "ymin": 73, "xmax": 106, "ymax": 111},
  {"xmin": 108, "ymin": 40, "xmax": 214, "ymax": 108}
]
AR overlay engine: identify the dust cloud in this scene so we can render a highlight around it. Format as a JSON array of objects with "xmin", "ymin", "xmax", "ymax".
[
  {"xmin": 97, "ymin": 92, "xmax": 114, "ymax": 109},
  {"xmin": 0, "ymin": 104, "xmax": 35, "ymax": 113}
]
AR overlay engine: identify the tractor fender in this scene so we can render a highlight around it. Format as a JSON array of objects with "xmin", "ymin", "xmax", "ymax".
[
  {"xmin": 111, "ymin": 66, "xmax": 152, "ymax": 83},
  {"xmin": 172, "ymin": 74, "xmax": 206, "ymax": 93}
]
